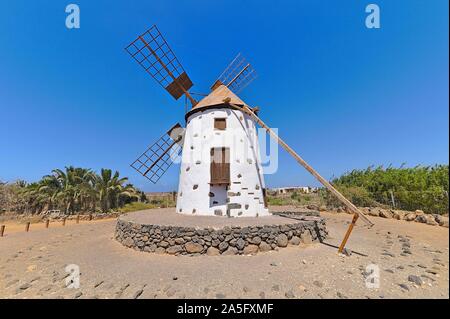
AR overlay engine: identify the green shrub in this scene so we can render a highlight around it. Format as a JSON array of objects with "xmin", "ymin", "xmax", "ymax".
[{"xmin": 322, "ymin": 165, "xmax": 449, "ymax": 214}]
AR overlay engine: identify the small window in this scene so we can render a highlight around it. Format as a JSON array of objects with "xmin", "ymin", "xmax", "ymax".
[{"xmin": 214, "ymin": 118, "xmax": 226, "ymax": 130}]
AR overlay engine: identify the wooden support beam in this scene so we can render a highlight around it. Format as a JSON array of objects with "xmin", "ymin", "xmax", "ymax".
[
  {"xmin": 229, "ymin": 102, "xmax": 373, "ymax": 227},
  {"xmin": 338, "ymin": 213, "xmax": 359, "ymax": 254}
]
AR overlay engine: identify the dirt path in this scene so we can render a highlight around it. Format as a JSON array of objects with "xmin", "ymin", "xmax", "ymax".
[{"xmin": 0, "ymin": 208, "xmax": 448, "ymax": 299}]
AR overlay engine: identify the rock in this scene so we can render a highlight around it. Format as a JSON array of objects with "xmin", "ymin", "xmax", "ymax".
[
  {"xmin": 251, "ymin": 236, "xmax": 262, "ymax": 245},
  {"xmin": 285, "ymin": 290, "xmax": 295, "ymax": 299},
  {"xmin": 415, "ymin": 214, "xmax": 436, "ymax": 225},
  {"xmin": 166, "ymin": 245, "xmax": 182, "ymax": 255},
  {"xmin": 133, "ymin": 289, "xmax": 144, "ymax": 299},
  {"xmin": 426, "ymin": 218, "xmax": 438, "ymax": 226},
  {"xmin": 379, "ymin": 209, "xmax": 393, "ymax": 219},
  {"xmin": 408, "ymin": 275, "xmax": 423, "ymax": 286},
  {"xmin": 236, "ymin": 238, "xmax": 246, "ymax": 250},
  {"xmin": 222, "ymin": 247, "xmax": 238, "ymax": 256},
  {"xmin": 259, "ymin": 292, "xmax": 265, "ymax": 299},
  {"xmin": 415, "ymin": 210, "xmax": 424, "ymax": 215},
  {"xmin": 218, "ymin": 241, "xmax": 229, "ymax": 252},
  {"xmin": 159, "ymin": 241, "xmax": 170, "ymax": 248},
  {"xmin": 417, "ymin": 264, "xmax": 427, "ymax": 269},
  {"xmin": 434, "ymin": 215, "xmax": 449, "ymax": 227},
  {"xmin": 184, "ymin": 242, "xmax": 203, "ymax": 254},
  {"xmin": 174, "ymin": 238, "xmax": 185, "ymax": 245},
  {"xmin": 399, "ymin": 283, "xmax": 409, "ymax": 291},
  {"xmin": 405, "ymin": 213, "xmax": 416, "ymax": 221},
  {"xmin": 368, "ymin": 209, "xmax": 380, "ymax": 217},
  {"xmin": 259, "ymin": 242, "xmax": 272, "ymax": 252},
  {"xmin": 206, "ymin": 247, "xmax": 220, "ymax": 256},
  {"xmin": 166, "ymin": 288, "xmax": 177, "ymax": 297},
  {"xmin": 392, "ymin": 211, "xmax": 406, "ymax": 220},
  {"xmin": 271, "ymin": 285, "xmax": 280, "ymax": 291},
  {"xmin": 216, "ymin": 293, "xmax": 226, "ymax": 299},
  {"xmin": 319, "ymin": 205, "xmax": 327, "ymax": 212},
  {"xmin": 300, "ymin": 232, "xmax": 313, "ymax": 244},
  {"xmin": 243, "ymin": 244, "xmax": 259, "ymax": 255},
  {"xmin": 19, "ymin": 283, "xmax": 31, "ymax": 290},
  {"xmin": 289, "ymin": 236, "xmax": 301, "ymax": 246},
  {"xmin": 276, "ymin": 234, "xmax": 288, "ymax": 247},
  {"xmin": 402, "ymin": 249, "xmax": 412, "ymax": 255},
  {"xmin": 155, "ymin": 247, "xmax": 166, "ymax": 254},
  {"xmin": 313, "ymin": 281, "xmax": 323, "ymax": 288},
  {"xmin": 298, "ymin": 284, "xmax": 307, "ymax": 291},
  {"xmin": 123, "ymin": 237, "xmax": 134, "ymax": 248}
]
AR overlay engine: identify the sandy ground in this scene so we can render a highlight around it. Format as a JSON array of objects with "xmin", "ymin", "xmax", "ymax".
[{"xmin": 0, "ymin": 207, "xmax": 448, "ymax": 299}]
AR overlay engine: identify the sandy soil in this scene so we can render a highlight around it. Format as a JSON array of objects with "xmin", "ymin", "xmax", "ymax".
[{"xmin": 0, "ymin": 207, "xmax": 448, "ymax": 299}]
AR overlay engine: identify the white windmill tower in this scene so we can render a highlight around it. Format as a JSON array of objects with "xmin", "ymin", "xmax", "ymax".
[{"xmin": 125, "ymin": 25, "xmax": 373, "ymax": 250}]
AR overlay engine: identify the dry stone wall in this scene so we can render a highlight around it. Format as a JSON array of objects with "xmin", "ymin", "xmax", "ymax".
[{"xmin": 115, "ymin": 216, "xmax": 328, "ymax": 256}]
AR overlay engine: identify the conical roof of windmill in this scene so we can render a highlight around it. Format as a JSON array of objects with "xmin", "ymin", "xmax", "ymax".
[{"xmin": 186, "ymin": 85, "xmax": 246, "ymax": 118}]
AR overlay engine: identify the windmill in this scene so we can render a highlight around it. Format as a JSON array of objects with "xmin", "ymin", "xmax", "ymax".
[{"xmin": 125, "ymin": 25, "xmax": 373, "ymax": 253}]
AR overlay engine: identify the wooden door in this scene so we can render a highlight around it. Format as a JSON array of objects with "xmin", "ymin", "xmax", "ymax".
[{"xmin": 210, "ymin": 147, "xmax": 230, "ymax": 185}]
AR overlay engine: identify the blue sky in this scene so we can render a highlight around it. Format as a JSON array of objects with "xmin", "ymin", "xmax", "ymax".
[{"xmin": 0, "ymin": 0, "xmax": 448, "ymax": 192}]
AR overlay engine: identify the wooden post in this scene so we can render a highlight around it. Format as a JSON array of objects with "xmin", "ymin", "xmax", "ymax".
[
  {"xmin": 89, "ymin": 214, "xmax": 92, "ymax": 221},
  {"xmin": 45, "ymin": 220, "xmax": 50, "ymax": 228},
  {"xmin": 25, "ymin": 222, "xmax": 30, "ymax": 232},
  {"xmin": 338, "ymin": 214, "xmax": 359, "ymax": 254},
  {"xmin": 0, "ymin": 225, "xmax": 5, "ymax": 237},
  {"xmin": 62, "ymin": 218, "xmax": 66, "ymax": 226},
  {"xmin": 76, "ymin": 215, "xmax": 80, "ymax": 224},
  {"xmin": 390, "ymin": 190, "xmax": 396, "ymax": 208}
]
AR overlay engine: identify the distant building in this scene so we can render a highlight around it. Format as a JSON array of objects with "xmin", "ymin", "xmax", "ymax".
[{"xmin": 270, "ymin": 186, "xmax": 318, "ymax": 195}]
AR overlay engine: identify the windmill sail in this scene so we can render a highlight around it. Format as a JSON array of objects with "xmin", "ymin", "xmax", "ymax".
[
  {"xmin": 125, "ymin": 25, "xmax": 196, "ymax": 105},
  {"xmin": 211, "ymin": 53, "xmax": 257, "ymax": 93},
  {"xmin": 131, "ymin": 123, "xmax": 185, "ymax": 184}
]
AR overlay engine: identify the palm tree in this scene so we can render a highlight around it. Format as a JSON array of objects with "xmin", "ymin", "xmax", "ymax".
[{"xmin": 95, "ymin": 169, "xmax": 138, "ymax": 213}]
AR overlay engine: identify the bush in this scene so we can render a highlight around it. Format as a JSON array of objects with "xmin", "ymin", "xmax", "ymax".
[
  {"xmin": 322, "ymin": 165, "xmax": 449, "ymax": 214},
  {"xmin": 320, "ymin": 186, "xmax": 376, "ymax": 208}
]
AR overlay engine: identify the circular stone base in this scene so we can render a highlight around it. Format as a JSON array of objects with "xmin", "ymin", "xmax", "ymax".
[{"xmin": 115, "ymin": 209, "xmax": 328, "ymax": 256}]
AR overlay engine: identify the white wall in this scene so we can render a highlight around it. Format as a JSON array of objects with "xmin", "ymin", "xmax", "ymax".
[{"xmin": 176, "ymin": 107, "xmax": 270, "ymax": 217}]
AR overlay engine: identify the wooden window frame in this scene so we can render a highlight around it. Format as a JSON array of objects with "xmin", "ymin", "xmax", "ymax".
[{"xmin": 214, "ymin": 118, "xmax": 227, "ymax": 131}]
